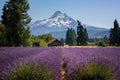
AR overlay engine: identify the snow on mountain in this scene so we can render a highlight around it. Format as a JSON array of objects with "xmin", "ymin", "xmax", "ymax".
[
  {"xmin": 31, "ymin": 11, "xmax": 76, "ymax": 28},
  {"xmin": 30, "ymin": 11, "xmax": 109, "ymax": 39}
]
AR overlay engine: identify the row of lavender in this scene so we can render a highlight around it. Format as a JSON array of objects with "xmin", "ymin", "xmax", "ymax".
[
  {"xmin": 62, "ymin": 48, "xmax": 120, "ymax": 80},
  {"xmin": 0, "ymin": 47, "xmax": 62, "ymax": 80},
  {"xmin": 0, "ymin": 47, "xmax": 120, "ymax": 80}
]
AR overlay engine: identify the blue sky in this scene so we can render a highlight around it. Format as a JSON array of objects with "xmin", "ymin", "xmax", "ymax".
[{"xmin": 0, "ymin": 0, "xmax": 120, "ymax": 28}]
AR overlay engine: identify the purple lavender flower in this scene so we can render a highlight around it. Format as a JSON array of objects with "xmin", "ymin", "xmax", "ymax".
[
  {"xmin": 62, "ymin": 48, "xmax": 120, "ymax": 80},
  {"xmin": 0, "ymin": 47, "xmax": 62, "ymax": 80}
]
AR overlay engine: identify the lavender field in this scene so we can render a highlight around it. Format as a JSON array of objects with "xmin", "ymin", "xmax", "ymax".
[{"xmin": 0, "ymin": 47, "xmax": 120, "ymax": 80}]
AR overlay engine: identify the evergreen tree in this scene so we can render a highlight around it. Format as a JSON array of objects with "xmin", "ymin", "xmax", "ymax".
[
  {"xmin": 60, "ymin": 38, "xmax": 65, "ymax": 46},
  {"xmin": 66, "ymin": 28, "xmax": 76, "ymax": 46},
  {"xmin": 77, "ymin": 20, "xmax": 88, "ymax": 46},
  {"xmin": 66, "ymin": 28, "xmax": 70, "ymax": 45},
  {"xmin": 1, "ymin": 0, "xmax": 31, "ymax": 46},
  {"xmin": 0, "ymin": 24, "xmax": 8, "ymax": 46},
  {"xmin": 71, "ymin": 28, "xmax": 77, "ymax": 45},
  {"xmin": 103, "ymin": 35, "xmax": 109, "ymax": 44},
  {"xmin": 109, "ymin": 19, "xmax": 120, "ymax": 46},
  {"xmin": 84, "ymin": 28, "xmax": 88, "ymax": 44}
]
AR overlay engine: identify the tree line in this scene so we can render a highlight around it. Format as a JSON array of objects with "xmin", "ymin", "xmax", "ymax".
[{"xmin": 65, "ymin": 19, "xmax": 120, "ymax": 46}]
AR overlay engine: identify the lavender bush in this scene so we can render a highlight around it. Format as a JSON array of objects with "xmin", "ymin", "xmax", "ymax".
[
  {"xmin": 69, "ymin": 62, "xmax": 115, "ymax": 80},
  {"xmin": 5, "ymin": 63, "xmax": 53, "ymax": 80},
  {"xmin": 62, "ymin": 48, "xmax": 120, "ymax": 80},
  {"xmin": 0, "ymin": 47, "xmax": 48, "ymax": 77},
  {"xmin": 0, "ymin": 47, "xmax": 62, "ymax": 80}
]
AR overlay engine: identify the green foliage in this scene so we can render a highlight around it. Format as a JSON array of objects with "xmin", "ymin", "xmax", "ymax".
[
  {"xmin": 88, "ymin": 36, "xmax": 109, "ymax": 46},
  {"xmin": 96, "ymin": 40, "xmax": 105, "ymax": 47},
  {"xmin": 32, "ymin": 42, "xmax": 39, "ymax": 47},
  {"xmin": 5, "ymin": 63, "xmax": 53, "ymax": 80},
  {"xmin": 39, "ymin": 39, "xmax": 47, "ymax": 47},
  {"xmin": 0, "ymin": 24, "xmax": 5, "ymax": 31},
  {"xmin": 66, "ymin": 28, "xmax": 76, "ymax": 46},
  {"xmin": 39, "ymin": 34, "xmax": 54, "ymax": 43},
  {"xmin": 77, "ymin": 20, "xmax": 88, "ymax": 46},
  {"xmin": 32, "ymin": 39, "xmax": 47, "ymax": 47},
  {"xmin": 70, "ymin": 62, "xmax": 115, "ymax": 80},
  {"xmin": 0, "ymin": 24, "xmax": 8, "ymax": 46},
  {"xmin": 32, "ymin": 34, "xmax": 54, "ymax": 43},
  {"xmin": 1, "ymin": 0, "xmax": 31, "ymax": 46},
  {"xmin": 103, "ymin": 35, "xmax": 109, "ymax": 44},
  {"xmin": 88, "ymin": 37, "xmax": 100, "ymax": 43},
  {"xmin": 32, "ymin": 34, "xmax": 54, "ymax": 47},
  {"xmin": 109, "ymin": 19, "xmax": 120, "ymax": 46},
  {"xmin": 60, "ymin": 38, "xmax": 65, "ymax": 46}
]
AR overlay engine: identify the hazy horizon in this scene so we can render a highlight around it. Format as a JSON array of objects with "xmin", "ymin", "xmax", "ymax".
[{"xmin": 0, "ymin": 0, "xmax": 120, "ymax": 29}]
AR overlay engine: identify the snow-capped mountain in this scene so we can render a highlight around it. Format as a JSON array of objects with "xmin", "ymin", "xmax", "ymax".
[
  {"xmin": 31, "ymin": 11, "xmax": 76, "ymax": 28},
  {"xmin": 30, "ymin": 11, "xmax": 77, "ymax": 36},
  {"xmin": 30, "ymin": 11, "xmax": 109, "ymax": 39}
]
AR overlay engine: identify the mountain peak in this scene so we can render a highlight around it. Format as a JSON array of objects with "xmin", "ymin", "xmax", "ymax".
[
  {"xmin": 54, "ymin": 11, "xmax": 62, "ymax": 14},
  {"xmin": 50, "ymin": 11, "xmax": 67, "ymax": 18}
]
